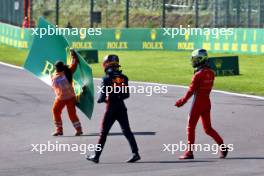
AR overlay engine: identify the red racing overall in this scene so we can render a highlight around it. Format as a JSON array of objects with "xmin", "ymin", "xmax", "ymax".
[{"xmin": 176, "ymin": 66, "xmax": 224, "ymax": 149}]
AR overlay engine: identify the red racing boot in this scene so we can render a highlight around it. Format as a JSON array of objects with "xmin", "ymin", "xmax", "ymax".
[
  {"xmin": 75, "ymin": 131, "xmax": 83, "ymax": 136},
  {"xmin": 52, "ymin": 127, "xmax": 63, "ymax": 136},
  {"xmin": 179, "ymin": 151, "xmax": 194, "ymax": 159},
  {"xmin": 75, "ymin": 127, "xmax": 83, "ymax": 136}
]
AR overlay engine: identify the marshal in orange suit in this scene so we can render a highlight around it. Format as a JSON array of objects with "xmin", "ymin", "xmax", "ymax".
[{"xmin": 51, "ymin": 50, "xmax": 83, "ymax": 136}]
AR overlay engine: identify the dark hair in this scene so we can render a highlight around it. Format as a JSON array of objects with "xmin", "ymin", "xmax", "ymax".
[
  {"xmin": 54, "ymin": 60, "xmax": 73, "ymax": 83},
  {"xmin": 64, "ymin": 65, "xmax": 73, "ymax": 83},
  {"xmin": 55, "ymin": 61, "xmax": 64, "ymax": 72}
]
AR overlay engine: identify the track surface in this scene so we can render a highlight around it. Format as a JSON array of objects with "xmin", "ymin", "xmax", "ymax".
[{"xmin": 0, "ymin": 64, "xmax": 264, "ymax": 176}]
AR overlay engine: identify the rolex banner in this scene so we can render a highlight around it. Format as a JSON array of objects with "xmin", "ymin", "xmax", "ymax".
[
  {"xmin": 1, "ymin": 21, "xmax": 263, "ymax": 54},
  {"xmin": 24, "ymin": 17, "xmax": 94, "ymax": 119}
]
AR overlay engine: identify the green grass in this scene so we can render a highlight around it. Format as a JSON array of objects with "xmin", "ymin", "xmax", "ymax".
[
  {"xmin": 1, "ymin": 44, "xmax": 264, "ymax": 96},
  {"xmin": 0, "ymin": 45, "xmax": 28, "ymax": 66},
  {"xmin": 96, "ymin": 51, "xmax": 264, "ymax": 96}
]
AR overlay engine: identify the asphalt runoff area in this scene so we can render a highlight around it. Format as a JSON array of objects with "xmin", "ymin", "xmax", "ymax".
[{"xmin": 0, "ymin": 64, "xmax": 264, "ymax": 176}]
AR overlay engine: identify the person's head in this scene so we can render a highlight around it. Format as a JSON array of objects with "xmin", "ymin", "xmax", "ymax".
[
  {"xmin": 54, "ymin": 60, "xmax": 65, "ymax": 72},
  {"xmin": 191, "ymin": 49, "xmax": 208, "ymax": 68},
  {"xmin": 102, "ymin": 54, "xmax": 120, "ymax": 72},
  {"xmin": 24, "ymin": 16, "xmax": 28, "ymax": 20}
]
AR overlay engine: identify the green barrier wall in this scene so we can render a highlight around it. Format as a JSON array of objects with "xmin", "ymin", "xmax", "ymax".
[
  {"xmin": 0, "ymin": 22, "xmax": 32, "ymax": 48},
  {"xmin": 76, "ymin": 49, "xmax": 98, "ymax": 64},
  {"xmin": 208, "ymin": 56, "xmax": 239, "ymax": 76},
  {"xmin": 0, "ymin": 22, "xmax": 263, "ymax": 54}
]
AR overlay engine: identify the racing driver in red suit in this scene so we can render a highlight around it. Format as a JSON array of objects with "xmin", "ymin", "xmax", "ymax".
[{"xmin": 175, "ymin": 49, "xmax": 228, "ymax": 159}]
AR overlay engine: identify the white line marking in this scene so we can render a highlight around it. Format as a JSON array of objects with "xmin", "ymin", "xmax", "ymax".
[
  {"xmin": 127, "ymin": 80, "xmax": 264, "ymax": 100},
  {"xmin": 0, "ymin": 61, "xmax": 23, "ymax": 70},
  {"xmin": 1, "ymin": 61, "xmax": 263, "ymax": 100}
]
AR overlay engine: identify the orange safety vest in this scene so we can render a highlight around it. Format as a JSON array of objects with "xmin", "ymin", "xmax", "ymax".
[{"xmin": 52, "ymin": 72, "xmax": 75, "ymax": 100}]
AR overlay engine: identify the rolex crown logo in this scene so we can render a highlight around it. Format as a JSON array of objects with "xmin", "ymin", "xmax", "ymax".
[
  {"xmin": 243, "ymin": 31, "xmax": 247, "ymax": 41},
  {"xmin": 66, "ymin": 47, "xmax": 72, "ymax": 65},
  {"xmin": 234, "ymin": 32, "xmax": 237, "ymax": 41},
  {"xmin": 79, "ymin": 29, "xmax": 86, "ymax": 40},
  {"xmin": 206, "ymin": 33, "xmax": 209, "ymax": 41},
  {"xmin": 150, "ymin": 29, "xmax": 156, "ymax": 40},
  {"xmin": 80, "ymin": 32, "xmax": 85, "ymax": 40},
  {"xmin": 185, "ymin": 32, "xmax": 189, "ymax": 41},
  {"xmin": 20, "ymin": 29, "xmax": 25, "ymax": 39},
  {"xmin": 115, "ymin": 29, "xmax": 121, "ymax": 40},
  {"xmin": 214, "ymin": 59, "xmax": 222, "ymax": 69}
]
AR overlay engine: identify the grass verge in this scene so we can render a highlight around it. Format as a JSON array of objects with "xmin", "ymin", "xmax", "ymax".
[{"xmin": 0, "ymin": 44, "xmax": 264, "ymax": 96}]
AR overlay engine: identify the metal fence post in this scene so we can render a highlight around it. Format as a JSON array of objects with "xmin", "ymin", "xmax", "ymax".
[
  {"xmin": 55, "ymin": 0, "xmax": 59, "ymax": 26},
  {"xmin": 225, "ymin": 0, "xmax": 230, "ymax": 27},
  {"xmin": 195, "ymin": 0, "xmax": 199, "ymax": 27},
  {"xmin": 90, "ymin": 0, "xmax": 94, "ymax": 28},
  {"xmin": 259, "ymin": 0, "xmax": 264, "ymax": 27},
  {"xmin": 247, "ymin": 0, "xmax": 251, "ymax": 27},
  {"xmin": 214, "ymin": 0, "xmax": 218, "ymax": 27},
  {"xmin": 29, "ymin": 0, "xmax": 33, "ymax": 27},
  {"xmin": 162, "ymin": 0, "xmax": 166, "ymax": 27},
  {"xmin": 236, "ymin": 0, "xmax": 241, "ymax": 27},
  {"xmin": 126, "ymin": 0, "xmax": 129, "ymax": 28}
]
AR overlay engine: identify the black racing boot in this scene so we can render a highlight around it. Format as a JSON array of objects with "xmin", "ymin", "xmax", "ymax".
[
  {"xmin": 220, "ymin": 147, "xmax": 229, "ymax": 159},
  {"xmin": 127, "ymin": 153, "xmax": 141, "ymax": 163},
  {"xmin": 86, "ymin": 154, "xmax": 99, "ymax": 163}
]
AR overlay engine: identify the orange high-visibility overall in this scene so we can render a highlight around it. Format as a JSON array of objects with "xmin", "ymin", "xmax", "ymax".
[{"xmin": 51, "ymin": 58, "xmax": 82, "ymax": 133}]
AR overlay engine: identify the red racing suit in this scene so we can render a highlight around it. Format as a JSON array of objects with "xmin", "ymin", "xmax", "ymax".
[{"xmin": 176, "ymin": 66, "xmax": 224, "ymax": 148}]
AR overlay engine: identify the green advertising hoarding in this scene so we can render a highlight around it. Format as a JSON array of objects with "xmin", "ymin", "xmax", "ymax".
[
  {"xmin": 0, "ymin": 20, "xmax": 263, "ymax": 54},
  {"xmin": 0, "ymin": 22, "xmax": 33, "ymax": 48},
  {"xmin": 60, "ymin": 28, "xmax": 264, "ymax": 54},
  {"xmin": 23, "ymin": 17, "xmax": 94, "ymax": 119},
  {"xmin": 209, "ymin": 56, "xmax": 239, "ymax": 76},
  {"xmin": 66, "ymin": 28, "xmax": 189, "ymax": 51},
  {"xmin": 76, "ymin": 49, "xmax": 98, "ymax": 64}
]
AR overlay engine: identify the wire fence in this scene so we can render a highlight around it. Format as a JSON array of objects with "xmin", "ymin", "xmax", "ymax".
[
  {"xmin": 0, "ymin": 0, "xmax": 263, "ymax": 28},
  {"xmin": 164, "ymin": 0, "xmax": 264, "ymax": 28},
  {"xmin": 0, "ymin": 0, "xmax": 25, "ymax": 26}
]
